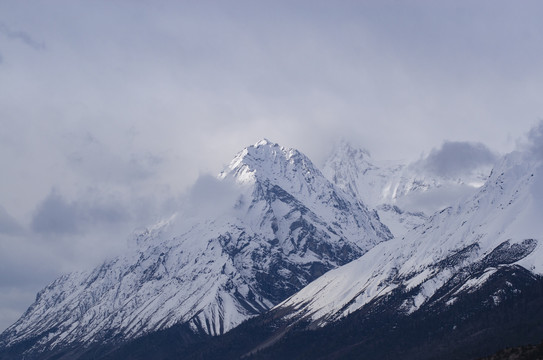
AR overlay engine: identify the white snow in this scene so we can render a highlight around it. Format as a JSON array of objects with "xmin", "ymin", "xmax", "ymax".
[
  {"xmin": 321, "ymin": 140, "xmax": 493, "ymax": 239},
  {"xmin": 275, "ymin": 147, "xmax": 543, "ymax": 327},
  {"xmin": 1, "ymin": 139, "xmax": 391, "ymax": 351}
]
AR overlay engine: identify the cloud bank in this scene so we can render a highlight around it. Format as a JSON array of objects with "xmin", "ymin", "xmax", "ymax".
[
  {"xmin": 31, "ymin": 190, "xmax": 128, "ymax": 235},
  {"xmin": 412, "ymin": 141, "xmax": 498, "ymax": 178}
]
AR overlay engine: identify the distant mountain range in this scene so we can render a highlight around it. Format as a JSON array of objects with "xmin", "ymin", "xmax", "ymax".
[{"xmin": 2, "ymin": 138, "xmax": 542, "ymax": 360}]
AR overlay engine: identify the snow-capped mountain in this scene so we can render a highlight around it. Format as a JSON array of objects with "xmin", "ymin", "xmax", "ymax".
[
  {"xmin": 322, "ymin": 140, "xmax": 403, "ymax": 208},
  {"xmin": 322, "ymin": 140, "xmax": 493, "ymax": 237},
  {"xmin": 275, "ymin": 147, "xmax": 543, "ymax": 328},
  {"xmin": 0, "ymin": 140, "xmax": 391, "ymax": 357}
]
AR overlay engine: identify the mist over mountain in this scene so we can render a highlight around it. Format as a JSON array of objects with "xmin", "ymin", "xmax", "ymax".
[
  {"xmin": 3, "ymin": 2, "xmax": 543, "ymax": 359},
  {"xmin": 321, "ymin": 139, "xmax": 496, "ymax": 237},
  {"xmin": 1, "ymin": 123, "xmax": 543, "ymax": 360},
  {"xmin": 0, "ymin": 140, "xmax": 391, "ymax": 359}
]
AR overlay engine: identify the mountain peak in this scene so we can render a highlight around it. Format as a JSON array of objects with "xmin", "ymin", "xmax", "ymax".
[
  {"xmin": 219, "ymin": 140, "xmax": 315, "ymax": 188},
  {"xmin": 0, "ymin": 140, "xmax": 392, "ymax": 355},
  {"xmin": 323, "ymin": 140, "xmax": 375, "ymax": 183},
  {"xmin": 335, "ymin": 139, "xmax": 371, "ymax": 159},
  {"xmin": 254, "ymin": 138, "xmax": 275, "ymax": 147},
  {"xmin": 322, "ymin": 140, "xmax": 383, "ymax": 205}
]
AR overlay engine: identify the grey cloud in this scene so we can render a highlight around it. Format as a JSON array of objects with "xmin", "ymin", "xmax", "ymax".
[
  {"xmin": 0, "ymin": 23, "xmax": 45, "ymax": 50},
  {"xmin": 86, "ymin": 203, "xmax": 127, "ymax": 225},
  {"xmin": 0, "ymin": 287, "xmax": 36, "ymax": 331},
  {"xmin": 524, "ymin": 120, "xmax": 543, "ymax": 158},
  {"xmin": 63, "ymin": 132, "xmax": 163, "ymax": 184},
  {"xmin": 0, "ymin": 244, "xmax": 58, "ymax": 288},
  {"xmin": 31, "ymin": 190, "xmax": 129, "ymax": 236},
  {"xmin": 183, "ymin": 174, "xmax": 241, "ymax": 219},
  {"xmin": 0, "ymin": 233, "xmax": 75, "ymax": 332},
  {"xmin": 0, "ymin": 206, "xmax": 23, "ymax": 235},
  {"xmin": 66, "ymin": 152, "xmax": 159, "ymax": 183},
  {"xmin": 412, "ymin": 141, "xmax": 498, "ymax": 178},
  {"xmin": 2, "ymin": 0, "xmax": 543, "ymax": 333},
  {"xmin": 31, "ymin": 191, "xmax": 78, "ymax": 235}
]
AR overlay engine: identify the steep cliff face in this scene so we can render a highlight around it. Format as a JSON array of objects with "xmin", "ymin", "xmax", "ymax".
[{"xmin": 0, "ymin": 140, "xmax": 391, "ymax": 356}]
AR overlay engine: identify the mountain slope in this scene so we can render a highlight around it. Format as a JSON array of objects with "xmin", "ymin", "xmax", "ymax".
[
  {"xmin": 0, "ymin": 140, "xmax": 391, "ymax": 358},
  {"xmin": 276, "ymin": 148, "xmax": 543, "ymax": 329},
  {"xmin": 322, "ymin": 140, "xmax": 493, "ymax": 237},
  {"xmin": 60, "ymin": 263, "xmax": 543, "ymax": 360}
]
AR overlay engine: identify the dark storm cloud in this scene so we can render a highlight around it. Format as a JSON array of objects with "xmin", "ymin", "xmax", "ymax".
[
  {"xmin": 31, "ymin": 190, "xmax": 128, "ymax": 236},
  {"xmin": 0, "ymin": 23, "xmax": 45, "ymax": 50},
  {"xmin": 412, "ymin": 141, "xmax": 498, "ymax": 178}
]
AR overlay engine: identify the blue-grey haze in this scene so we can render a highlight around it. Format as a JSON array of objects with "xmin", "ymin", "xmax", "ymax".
[{"xmin": 1, "ymin": 0, "xmax": 543, "ymax": 332}]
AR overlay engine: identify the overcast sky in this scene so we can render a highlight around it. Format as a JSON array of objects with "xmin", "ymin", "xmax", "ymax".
[{"xmin": 1, "ymin": 0, "xmax": 543, "ymax": 332}]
